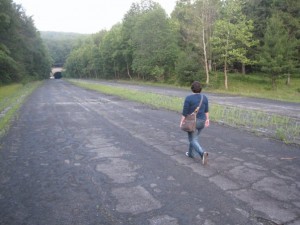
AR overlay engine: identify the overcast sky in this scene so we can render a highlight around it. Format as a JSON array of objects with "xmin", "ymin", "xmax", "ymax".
[{"xmin": 13, "ymin": 0, "xmax": 177, "ymax": 34}]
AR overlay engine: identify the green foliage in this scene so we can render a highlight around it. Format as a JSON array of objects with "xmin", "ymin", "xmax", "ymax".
[
  {"xmin": 258, "ymin": 13, "xmax": 298, "ymax": 89},
  {"xmin": 243, "ymin": 0, "xmax": 300, "ymax": 68},
  {"xmin": 64, "ymin": 0, "xmax": 178, "ymax": 82},
  {"xmin": 242, "ymin": 0, "xmax": 274, "ymax": 41},
  {"xmin": 131, "ymin": 3, "xmax": 179, "ymax": 81},
  {"xmin": 211, "ymin": 0, "xmax": 258, "ymax": 89},
  {"xmin": 63, "ymin": 32, "xmax": 106, "ymax": 79},
  {"xmin": 172, "ymin": 0, "xmax": 220, "ymax": 84},
  {"xmin": 0, "ymin": 45, "xmax": 20, "ymax": 84},
  {"xmin": 175, "ymin": 50, "xmax": 201, "ymax": 85},
  {"xmin": 0, "ymin": 81, "xmax": 42, "ymax": 137},
  {"xmin": 0, "ymin": 0, "xmax": 51, "ymax": 84},
  {"xmin": 41, "ymin": 31, "xmax": 88, "ymax": 66},
  {"xmin": 100, "ymin": 24, "xmax": 125, "ymax": 79},
  {"xmin": 60, "ymin": 0, "xmax": 299, "ymax": 90}
]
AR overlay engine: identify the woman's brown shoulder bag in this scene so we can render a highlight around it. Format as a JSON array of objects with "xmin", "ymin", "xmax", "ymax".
[{"xmin": 181, "ymin": 95, "xmax": 203, "ymax": 132}]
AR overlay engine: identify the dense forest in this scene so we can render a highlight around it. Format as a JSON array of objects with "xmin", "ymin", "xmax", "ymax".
[
  {"xmin": 63, "ymin": 0, "xmax": 300, "ymax": 88},
  {"xmin": 40, "ymin": 32, "xmax": 87, "ymax": 68},
  {"xmin": 1, "ymin": 0, "xmax": 300, "ymax": 89},
  {"xmin": 0, "ymin": 0, "xmax": 51, "ymax": 84}
]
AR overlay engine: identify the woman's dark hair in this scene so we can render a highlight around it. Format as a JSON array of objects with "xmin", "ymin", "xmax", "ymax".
[{"xmin": 191, "ymin": 81, "xmax": 202, "ymax": 93}]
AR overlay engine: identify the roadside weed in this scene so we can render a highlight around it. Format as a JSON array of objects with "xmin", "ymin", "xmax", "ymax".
[{"xmin": 0, "ymin": 82, "xmax": 42, "ymax": 137}]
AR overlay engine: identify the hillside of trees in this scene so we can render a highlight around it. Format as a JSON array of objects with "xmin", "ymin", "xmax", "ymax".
[
  {"xmin": 40, "ymin": 31, "xmax": 87, "ymax": 67},
  {"xmin": 61, "ymin": 0, "xmax": 299, "ymax": 89},
  {"xmin": 0, "ymin": 0, "xmax": 52, "ymax": 84}
]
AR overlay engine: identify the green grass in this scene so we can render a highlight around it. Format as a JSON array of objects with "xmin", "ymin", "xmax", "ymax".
[
  {"xmin": 88, "ymin": 72, "xmax": 300, "ymax": 103},
  {"xmin": 68, "ymin": 79, "xmax": 300, "ymax": 145},
  {"xmin": 210, "ymin": 104, "xmax": 299, "ymax": 144},
  {"xmin": 68, "ymin": 80, "xmax": 183, "ymax": 111},
  {"xmin": 0, "ymin": 84, "xmax": 22, "ymax": 101},
  {"xmin": 0, "ymin": 82, "xmax": 43, "ymax": 137},
  {"xmin": 205, "ymin": 73, "xmax": 300, "ymax": 103}
]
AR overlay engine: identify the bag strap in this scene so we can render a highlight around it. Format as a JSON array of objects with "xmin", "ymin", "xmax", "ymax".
[{"xmin": 194, "ymin": 94, "xmax": 203, "ymax": 113}]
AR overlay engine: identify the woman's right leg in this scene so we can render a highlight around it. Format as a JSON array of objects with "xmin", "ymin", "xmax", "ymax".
[{"xmin": 188, "ymin": 131, "xmax": 204, "ymax": 158}]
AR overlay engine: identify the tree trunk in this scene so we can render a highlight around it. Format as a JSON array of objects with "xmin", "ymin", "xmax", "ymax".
[
  {"xmin": 286, "ymin": 74, "xmax": 290, "ymax": 86},
  {"xmin": 114, "ymin": 61, "xmax": 117, "ymax": 79},
  {"xmin": 208, "ymin": 60, "xmax": 212, "ymax": 72},
  {"xmin": 224, "ymin": 33, "xmax": 229, "ymax": 90},
  {"xmin": 224, "ymin": 60, "xmax": 228, "ymax": 90},
  {"xmin": 126, "ymin": 63, "xmax": 132, "ymax": 79},
  {"xmin": 272, "ymin": 75, "xmax": 277, "ymax": 90},
  {"xmin": 213, "ymin": 62, "xmax": 216, "ymax": 71},
  {"xmin": 242, "ymin": 63, "xmax": 245, "ymax": 75},
  {"xmin": 202, "ymin": 26, "xmax": 209, "ymax": 84}
]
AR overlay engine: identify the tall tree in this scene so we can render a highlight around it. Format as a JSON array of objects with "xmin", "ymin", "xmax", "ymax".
[
  {"xmin": 171, "ymin": 0, "xmax": 219, "ymax": 84},
  {"xmin": 171, "ymin": 0, "xmax": 199, "ymax": 84},
  {"xmin": 243, "ymin": 0, "xmax": 300, "ymax": 76},
  {"xmin": 273, "ymin": 0, "xmax": 300, "ymax": 75},
  {"xmin": 132, "ymin": 2, "xmax": 178, "ymax": 81},
  {"xmin": 121, "ymin": 3, "xmax": 141, "ymax": 79},
  {"xmin": 189, "ymin": 0, "xmax": 219, "ymax": 84},
  {"xmin": 211, "ymin": 0, "xmax": 257, "ymax": 89},
  {"xmin": 259, "ymin": 13, "xmax": 298, "ymax": 89},
  {"xmin": 100, "ymin": 24, "xmax": 125, "ymax": 79},
  {"xmin": 0, "ymin": 0, "xmax": 51, "ymax": 84},
  {"xmin": 242, "ymin": 0, "xmax": 273, "ymax": 42}
]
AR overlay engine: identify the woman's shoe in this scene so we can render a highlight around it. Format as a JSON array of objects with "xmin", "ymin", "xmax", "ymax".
[
  {"xmin": 202, "ymin": 152, "xmax": 208, "ymax": 165},
  {"xmin": 185, "ymin": 152, "xmax": 193, "ymax": 158}
]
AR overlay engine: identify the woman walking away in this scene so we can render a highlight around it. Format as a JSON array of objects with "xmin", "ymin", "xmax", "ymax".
[{"xmin": 180, "ymin": 81, "xmax": 210, "ymax": 165}]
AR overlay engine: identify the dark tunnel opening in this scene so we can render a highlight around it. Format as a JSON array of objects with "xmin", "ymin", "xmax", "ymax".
[{"xmin": 54, "ymin": 72, "xmax": 62, "ymax": 79}]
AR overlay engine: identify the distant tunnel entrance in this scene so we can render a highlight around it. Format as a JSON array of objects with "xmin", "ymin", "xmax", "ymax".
[
  {"xmin": 51, "ymin": 67, "xmax": 64, "ymax": 79},
  {"xmin": 54, "ymin": 72, "xmax": 62, "ymax": 79}
]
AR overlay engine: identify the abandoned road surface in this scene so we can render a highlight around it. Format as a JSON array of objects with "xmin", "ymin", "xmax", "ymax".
[{"xmin": 0, "ymin": 80, "xmax": 299, "ymax": 225}]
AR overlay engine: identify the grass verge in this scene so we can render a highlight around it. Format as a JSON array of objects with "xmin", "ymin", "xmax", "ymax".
[
  {"xmin": 68, "ymin": 79, "xmax": 300, "ymax": 145},
  {"xmin": 0, "ymin": 81, "xmax": 43, "ymax": 137},
  {"xmin": 205, "ymin": 73, "xmax": 300, "ymax": 103},
  {"xmin": 109, "ymin": 73, "xmax": 300, "ymax": 103},
  {"xmin": 210, "ymin": 104, "xmax": 299, "ymax": 144}
]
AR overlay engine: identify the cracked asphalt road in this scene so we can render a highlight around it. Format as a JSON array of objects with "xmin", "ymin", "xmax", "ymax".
[{"xmin": 0, "ymin": 79, "xmax": 299, "ymax": 225}]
